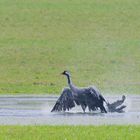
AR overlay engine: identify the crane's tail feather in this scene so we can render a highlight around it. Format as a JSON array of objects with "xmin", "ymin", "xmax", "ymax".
[{"xmin": 107, "ymin": 95, "xmax": 126, "ymax": 113}]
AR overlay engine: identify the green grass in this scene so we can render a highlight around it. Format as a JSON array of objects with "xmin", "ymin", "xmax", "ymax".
[
  {"xmin": 0, "ymin": 0, "xmax": 139, "ymax": 94},
  {"xmin": 0, "ymin": 125, "xmax": 139, "ymax": 140}
]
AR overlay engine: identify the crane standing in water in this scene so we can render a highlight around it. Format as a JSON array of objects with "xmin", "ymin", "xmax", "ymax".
[{"xmin": 51, "ymin": 71, "xmax": 126, "ymax": 113}]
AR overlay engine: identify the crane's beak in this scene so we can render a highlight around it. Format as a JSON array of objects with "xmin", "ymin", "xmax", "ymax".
[{"xmin": 61, "ymin": 72, "xmax": 64, "ymax": 75}]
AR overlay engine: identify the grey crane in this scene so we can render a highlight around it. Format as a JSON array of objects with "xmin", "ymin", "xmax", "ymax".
[{"xmin": 51, "ymin": 71, "xmax": 107, "ymax": 113}]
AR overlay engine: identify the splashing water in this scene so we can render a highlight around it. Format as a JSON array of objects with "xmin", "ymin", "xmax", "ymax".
[{"xmin": 0, "ymin": 95, "xmax": 139, "ymax": 125}]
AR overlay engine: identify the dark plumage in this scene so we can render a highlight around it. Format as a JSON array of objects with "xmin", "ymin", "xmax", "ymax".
[
  {"xmin": 51, "ymin": 88, "xmax": 75, "ymax": 112},
  {"xmin": 51, "ymin": 71, "xmax": 107, "ymax": 113}
]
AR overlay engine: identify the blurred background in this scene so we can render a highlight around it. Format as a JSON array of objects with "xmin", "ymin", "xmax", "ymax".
[{"xmin": 0, "ymin": 0, "xmax": 139, "ymax": 94}]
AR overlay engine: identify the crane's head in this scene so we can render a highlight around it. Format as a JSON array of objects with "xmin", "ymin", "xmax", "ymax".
[{"xmin": 61, "ymin": 70, "xmax": 70, "ymax": 76}]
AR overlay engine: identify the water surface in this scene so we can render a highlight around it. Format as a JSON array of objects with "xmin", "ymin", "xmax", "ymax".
[{"xmin": 0, "ymin": 95, "xmax": 139, "ymax": 125}]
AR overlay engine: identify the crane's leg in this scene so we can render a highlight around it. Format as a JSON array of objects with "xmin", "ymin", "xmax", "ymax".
[
  {"xmin": 81, "ymin": 105, "xmax": 86, "ymax": 113},
  {"xmin": 88, "ymin": 106, "xmax": 97, "ymax": 112}
]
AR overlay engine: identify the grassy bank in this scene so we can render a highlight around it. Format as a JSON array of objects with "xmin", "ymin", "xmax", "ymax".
[
  {"xmin": 0, "ymin": 125, "xmax": 139, "ymax": 140},
  {"xmin": 0, "ymin": 0, "xmax": 139, "ymax": 94}
]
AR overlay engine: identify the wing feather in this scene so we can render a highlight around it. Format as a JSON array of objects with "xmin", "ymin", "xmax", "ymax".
[
  {"xmin": 51, "ymin": 88, "xmax": 75, "ymax": 112},
  {"xmin": 84, "ymin": 86, "xmax": 107, "ymax": 112}
]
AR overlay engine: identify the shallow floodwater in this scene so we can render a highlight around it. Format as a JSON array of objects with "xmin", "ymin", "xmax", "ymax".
[{"xmin": 0, "ymin": 95, "xmax": 140, "ymax": 125}]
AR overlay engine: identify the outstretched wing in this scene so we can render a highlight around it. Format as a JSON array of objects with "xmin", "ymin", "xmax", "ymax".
[
  {"xmin": 51, "ymin": 88, "xmax": 75, "ymax": 112},
  {"xmin": 87, "ymin": 86, "xmax": 107, "ymax": 104},
  {"xmin": 85, "ymin": 86, "xmax": 107, "ymax": 113}
]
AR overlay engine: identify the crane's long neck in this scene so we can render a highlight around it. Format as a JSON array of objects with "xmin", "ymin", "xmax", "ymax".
[
  {"xmin": 66, "ymin": 74, "xmax": 71, "ymax": 85},
  {"xmin": 65, "ymin": 74, "xmax": 78, "ymax": 94}
]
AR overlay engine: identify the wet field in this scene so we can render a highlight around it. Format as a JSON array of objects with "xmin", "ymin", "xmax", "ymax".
[{"xmin": 0, "ymin": 95, "xmax": 140, "ymax": 125}]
